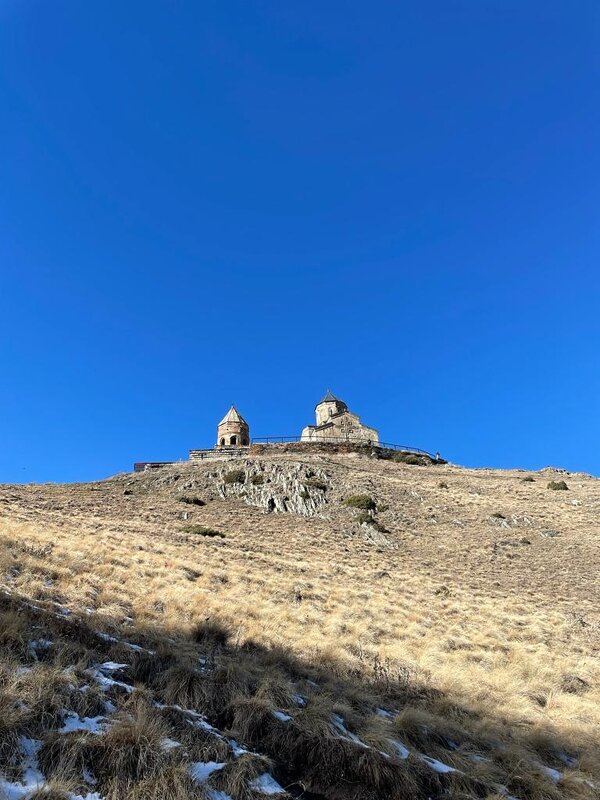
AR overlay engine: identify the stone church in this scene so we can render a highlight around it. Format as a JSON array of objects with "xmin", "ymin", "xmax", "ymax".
[{"xmin": 301, "ymin": 391, "xmax": 379, "ymax": 444}]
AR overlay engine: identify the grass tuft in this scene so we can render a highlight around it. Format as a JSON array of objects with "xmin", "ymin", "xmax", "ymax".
[
  {"xmin": 180, "ymin": 524, "xmax": 224, "ymax": 538},
  {"xmin": 303, "ymin": 476, "xmax": 328, "ymax": 491},
  {"xmin": 547, "ymin": 480, "xmax": 569, "ymax": 491},
  {"xmin": 343, "ymin": 494, "xmax": 376, "ymax": 511},
  {"xmin": 178, "ymin": 496, "xmax": 205, "ymax": 506},
  {"xmin": 224, "ymin": 469, "xmax": 245, "ymax": 485}
]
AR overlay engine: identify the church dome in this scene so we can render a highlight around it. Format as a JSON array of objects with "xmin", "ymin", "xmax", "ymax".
[{"xmin": 315, "ymin": 390, "xmax": 347, "ymax": 411}]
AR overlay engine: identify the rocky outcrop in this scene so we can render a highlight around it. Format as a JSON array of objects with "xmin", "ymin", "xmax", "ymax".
[{"xmin": 212, "ymin": 460, "xmax": 330, "ymax": 517}]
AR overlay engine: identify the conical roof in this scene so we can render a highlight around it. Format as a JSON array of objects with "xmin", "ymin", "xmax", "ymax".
[
  {"xmin": 316, "ymin": 390, "xmax": 347, "ymax": 409},
  {"xmin": 218, "ymin": 405, "xmax": 248, "ymax": 426}
]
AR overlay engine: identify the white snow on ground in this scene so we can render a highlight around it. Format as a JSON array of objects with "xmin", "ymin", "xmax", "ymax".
[
  {"xmin": 375, "ymin": 707, "xmax": 395, "ymax": 719},
  {"xmin": 86, "ymin": 664, "xmax": 134, "ymax": 693},
  {"xmin": 190, "ymin": 761, "xmax": 227, "ymax": 782},
  {"xmin": 98, "ymin": 661, "xmax": 128, "ymax": 672},
  {"xmin": 206, "ymin": 791, "xmax": 233, "ymax": 800},
  {"xmin": 540, "ymin": 765, "xmax": 562, "ymax": 782},
  {"xmin": 292, "ymin": 694, "xmax": 306, "ymax": 707},
  {"xmin": 420, "ymin": 755, "xmax": 457, "ymax": 774},
  {"xmin": 250, "ymin": 773, "xmax": 286, "ymax": 794},
  {"xmin": 59, "ymin": 712, "xmax": 107, "ymax": 734},
  {"xmin": 272, "ymin": 710, "xmax": 292, "ymax": 722},
  {"xmin": 82, "ymin": 766, "xmax": 97, "ymax": 785},
  {"xmin": 19, "ymin": 737, "xmax": 44, "ymax": 786},
  {"xmin": 96, "ymin": 632, "xmax": 119, "ymax": 644},
  {"xmin": 331, "ymin": 714, "xmax": 369, "ymax": 747},
  {"xmin": 388, "ymin": 739, "xmax": 410, "ymax": 759},
  {"xmin": 0, "ymin": 737, "xmax": 44, "ymax": 799},
  {"xmin": 28, "ymin": 638, "xmax": 53, "ymax": 650},
  {"xmin": 154, "ymin": 701, "xmax": 259, "ymax": 760},
  {"xmin": 229, "ymin": 739, "xmax": 252, "ymax": 757},
  {"xmin": 161, "ymin": 737, "xmax": 181, "ymax": 751},
  {"xmin": 95, "ymin": 630, "xmax": 152, "ymax": 654}
]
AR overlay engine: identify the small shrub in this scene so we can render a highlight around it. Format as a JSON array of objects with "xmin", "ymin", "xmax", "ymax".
[
  {"xmin": 490, "ymin": 512, "xmax": 506, "ymax": 519},
  {"xmin": 192, "ymin": 619, "xmax": 230, "ymax": 647},
  {"xmin": 303, "ymin": 476, "xmax": 328, "ymax": 491},
  {"xmin": 438, "ymin": 481, "xmax": 448, "ymax": 489},
  {"xmin": 344, "ymin": 495, "xmax": 376, "ymax": 511},
  {"xmin": 393, "ymin": 452, "xmax": 424, "ymax": 465},
  {"xmin": 547, "ymin": 480, "xmax": 568, "ymax": 491},
  {"xmin": 161, "ymin": 663, "xmax": 206, "ymax": 708},
  {"xmin": 250, "ymin": 474, "xmax": 264, "ymax": 485},
  {"xmin": 180, "ymin": 524, "xmax": 224, "ymax": 538},
  {"xmin": 357, "ymin": 511, "xmax": 387, "ymax": 532},
  {"xmin": 178, "ymin": 495, "xmax": 205, "ymax": 506},
  {"xmin": 522, "ymin": 476, "xmax": 535, "ymax": 483},
  {"xmin": 224, "ymin": 469, "xmax": 245, "ymax": 485},
  {"xmin": 300, "ymin": 489, "xmax": 310, "ymax": 500},
  {"xmin": 88, "ymin": 703, "xmax": 170, "ymax": 783},
  {"xmin": 377, "ymin": 503, "xmax": 389, "ymax": 513}
]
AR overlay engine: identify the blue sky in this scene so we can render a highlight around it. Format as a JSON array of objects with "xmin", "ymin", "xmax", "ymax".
[{"xmin": 0, "ymin": 1, "xmax": 598, "ymax": 482}]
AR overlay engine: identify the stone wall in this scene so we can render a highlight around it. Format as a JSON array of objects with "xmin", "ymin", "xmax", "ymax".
[
  {"xmin": 190, "ymin": 447, "xmax": 249, "ymax": 461},
  {"xmin": 249, "ymin": 441, "xmax": 379, "ymax": 456}
]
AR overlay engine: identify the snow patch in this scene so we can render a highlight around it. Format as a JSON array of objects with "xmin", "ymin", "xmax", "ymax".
[
  {"xmin": 99, "ymin": 661, "xmax": 128, "ymax": 672},
  {"xmin": 96, "ymin": 631, "xmax": 119, "ymax": 644},
  {"xmin": 388, "ymin": 739, "xmax": 410, "ymax": 759},
  {"xmin": 272, "ymin": 710, "xmax": 292, "ymax": 722},
  {"xmin": 87, "ymin": 665, "xmax": 134, "ymax": 694},
  {"xmin": 82, "ymin": 766, "xmax": 97, "ymax": 785},
  {"xmin": 250, "ymin": 773, "xmax": 286, "ymax": 795},
  {"xmin": 190, "ymin": 761, "xmax": 227, "ymax": 782},
  {"xmin": 292, "ymin": 694, "xmax": 306, "ymax": 707},
  {"xmin": 161, "ymin": 737, "xmax": 181, "ymax": 751},
  {"xmin": 421, "ymin": 754, "xmax": 457, "ymax": 774},
  {"xmin": 59, "ymin": 712, "xmax": 107, "ymax": 735},
  {"xmin": 331, "ymin": 714, "xmax": 368, "ymax": 747},
  {"xmin": 0, "ymin": 737, "xmax": 44, "ymax": 799},
  {"xmin": 541, "ymin": 765, "xmax": 562, "ymax": 782}
]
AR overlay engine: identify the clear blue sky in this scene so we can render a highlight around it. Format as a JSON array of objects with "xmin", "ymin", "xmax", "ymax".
[{"xmin": 1, "ymin": 1, "xmax": 598, "ymax": 483}]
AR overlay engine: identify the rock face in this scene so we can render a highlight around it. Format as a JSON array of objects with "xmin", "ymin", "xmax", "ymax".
[{"xmin": 212, "ymin": 460, "xmax": 329, "ymax": 517}]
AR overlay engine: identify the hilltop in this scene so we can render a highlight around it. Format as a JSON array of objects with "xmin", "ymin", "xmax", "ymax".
[{"xmin": 0, "ymin": 452, "xmax": 598, "ymax": 799}]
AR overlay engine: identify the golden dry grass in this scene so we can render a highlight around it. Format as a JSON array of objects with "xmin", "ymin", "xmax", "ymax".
[{"xmin": 0, "ymin": 451, "xmax": 598, "ymax": 799}]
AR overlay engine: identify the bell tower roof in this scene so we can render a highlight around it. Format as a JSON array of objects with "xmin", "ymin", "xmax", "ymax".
[{"xmin": 218, "ymin": 405, "xmax": 247, "ymax": 426}]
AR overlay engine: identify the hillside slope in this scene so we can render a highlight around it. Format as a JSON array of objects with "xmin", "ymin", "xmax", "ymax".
[{"xmin": 0, "ymin": 452, "xmax": 598, "ymax": 799}]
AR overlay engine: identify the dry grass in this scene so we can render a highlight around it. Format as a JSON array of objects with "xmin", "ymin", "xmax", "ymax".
[{"xmin": 0, "ymin": 451, "xmax": 598, "ymax": 798}]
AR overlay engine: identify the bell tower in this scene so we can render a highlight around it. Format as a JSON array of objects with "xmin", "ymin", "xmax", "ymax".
[{"xmin": 216, "ymin": 406, "xmax": 250, "ymax": 448}]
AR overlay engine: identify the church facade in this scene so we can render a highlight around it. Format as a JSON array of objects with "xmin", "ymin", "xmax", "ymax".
[{"xmin": 300, "ymin": 391, "xmax": 379, "ymax": 445}]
